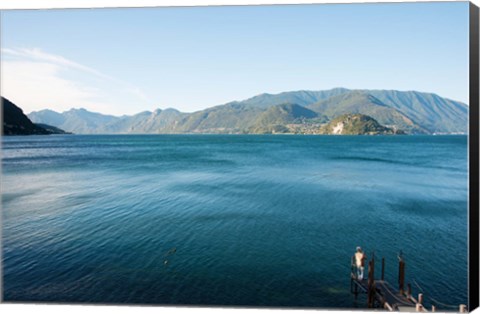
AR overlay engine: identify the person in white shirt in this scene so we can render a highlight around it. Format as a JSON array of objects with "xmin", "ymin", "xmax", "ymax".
[{"xmin": 355, "ymin": 246, "xmax": 367, "ymax": 280}]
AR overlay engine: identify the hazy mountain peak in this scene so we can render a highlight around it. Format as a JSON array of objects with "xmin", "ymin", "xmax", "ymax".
[
  {"xmin": 67, "ymin": 108, "xmax": 87, "ymax": 113},
  {"xmin": 134, "ymin": 111, "xmax": 153, "ymax": 116},
  {"xmin": 162, "ymin": 108, "xmax": 181, "ymax": 113},
  {"xmin": 29, "ymin": 108, "xmax": 57, "ymax": 115}
]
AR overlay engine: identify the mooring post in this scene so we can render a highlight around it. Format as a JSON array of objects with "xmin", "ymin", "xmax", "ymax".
[
  {"xmin": 367, "ymin": 259, "xmax": 372, "ymax": 307},
  {"xmin": 416, "ymin": 303, "xmax": 423, "ymax": 312},
  {"xmin": 371, "ymin": 255, "xmax": 375, "ymax": 279},
  {"xmin": 381, "ymin": 257, "xmax": 385, "ymax": 281},
  {"xmin": 459, "ymin": 304, "xmax": 467, "ymax": 313},
  {"xmin": 418, "ymin": 293, "xmax": 423, "ymax": 305},
  {"xmin": 367, "ymin": 258, "xmax": 375, "ymax": 308},
  {"xmin": 407, "ymin": 283, "xmax": 412, "ymax": 297},
  {"xmin": 431, "ymin": 305, "xmax": 436, "ymax": 312},
  {"xmin": 398, "ymin": 256, "xmax": 405, "ymax": 295}
]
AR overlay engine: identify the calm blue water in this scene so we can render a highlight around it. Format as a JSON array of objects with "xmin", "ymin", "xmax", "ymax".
[{"xmin": 2, "ymin": 135, "xmax": 468, "ymax": 309}]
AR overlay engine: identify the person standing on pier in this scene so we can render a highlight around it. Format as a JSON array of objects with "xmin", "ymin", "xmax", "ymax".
[{"xmin": 355, "ymin": 247, "xmax": 367, "ymax": 280}]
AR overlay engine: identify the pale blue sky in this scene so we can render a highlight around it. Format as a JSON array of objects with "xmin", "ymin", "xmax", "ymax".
[{"xmin": 1, "ymin": 2, "xmax": 470, "ymax": 115}]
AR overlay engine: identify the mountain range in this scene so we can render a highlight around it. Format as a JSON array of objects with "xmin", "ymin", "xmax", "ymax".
[{"xmin": 27, "ymin": 88, "xmax": 468, "ymax": 135}]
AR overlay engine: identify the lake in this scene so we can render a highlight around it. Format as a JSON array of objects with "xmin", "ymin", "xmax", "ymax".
[{"xmin": 1, "ymin": 135, "xmax": 468, "ymax": 308}]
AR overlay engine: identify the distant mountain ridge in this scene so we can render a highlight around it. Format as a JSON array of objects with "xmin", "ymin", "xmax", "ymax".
[
  {"xmin": 308, "ymin": 91, "xmax": 428, "ymax": 134},
  {"xmin": 27, "ymin": 88, "xmax": 468, "ymax": 135}
]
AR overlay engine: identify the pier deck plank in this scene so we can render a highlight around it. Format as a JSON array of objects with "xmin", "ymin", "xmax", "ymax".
[{"xmin": 351, "ymin": 275, "xmax": 417, "ymax": 311}]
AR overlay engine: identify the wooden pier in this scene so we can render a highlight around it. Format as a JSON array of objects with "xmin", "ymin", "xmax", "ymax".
[{"xmin": 350, "ymin": 252, "xmax": 467, "ymax": 312}]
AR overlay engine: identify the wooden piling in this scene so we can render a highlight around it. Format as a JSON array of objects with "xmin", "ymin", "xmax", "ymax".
[
  {"xmin": 398, "ymin": 258, "xmax": 405, "ymax": 294},
  {"xmin": 367, "ymin": 258, "xmax": 375, "ymax": 308},
  {"xmin": 407, "ymin": 283, "xmax": 412, "ymax": 297}
]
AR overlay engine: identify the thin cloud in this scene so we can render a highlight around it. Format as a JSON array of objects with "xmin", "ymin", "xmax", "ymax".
[
  {"xmin": 2, "ymin": 47, "xmax": 111, "ymax": 80},
  {"xmin": 1, "ymin": 47, "xmax": 152, "ymax": 115},
  {"xmin": 2, "ymin": 60, "xmax": 114, "ymax": 114}
]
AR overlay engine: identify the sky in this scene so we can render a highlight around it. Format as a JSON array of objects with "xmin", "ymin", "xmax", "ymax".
[{"xmin": 0, "ymin": 2, "xmax": 470, "ymax": 116}]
